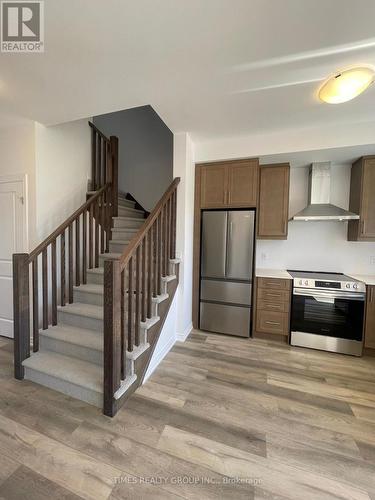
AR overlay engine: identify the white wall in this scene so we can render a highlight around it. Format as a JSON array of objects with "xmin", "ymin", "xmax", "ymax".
[
  {"xmin": 195, "ymin": 120, "xmax": 375, "ymax": 163},
  {"xmin": 257, "ymin": 164, "xmax": 375, "ymax": 274},
  {"xmin": 0, "ymin": 120, "xmax": 36, "ymax": 249},
  {"xmin": 144, "ymin": 132, "xmax": 195, "ymax": 379},
  {"xmin": 34, "ymin": 119, "xmax": 91, "ymax": 243},
  {"xmin": 173, "ymin": 133, "xmax": 195, "ymax": 340},
  {"xmin": 94, "ymin": 106, "xmax": 173, "ymax": 212}
]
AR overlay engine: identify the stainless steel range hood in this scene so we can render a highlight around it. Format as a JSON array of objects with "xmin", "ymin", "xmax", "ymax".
[{"xmin": 292, "ymin": 162, "xmax": 360, "ymax": 221}]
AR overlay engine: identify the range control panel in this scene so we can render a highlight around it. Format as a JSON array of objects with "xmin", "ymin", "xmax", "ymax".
[
  {"xmin": 293, "ymin": 278, "xmax": 366, "ymax": 292},
  {"xmin": 315, "ymin": 281, "xmax": 340, "ymax": 289}
]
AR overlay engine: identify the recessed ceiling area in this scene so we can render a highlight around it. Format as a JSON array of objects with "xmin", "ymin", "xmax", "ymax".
[
  {"xmin": 1, "ymin": 0, "xmax": 375, "ymax": 143},
  {"xmin": 260, "ymin": 143, "xmax": 375, "ymax": 169}
]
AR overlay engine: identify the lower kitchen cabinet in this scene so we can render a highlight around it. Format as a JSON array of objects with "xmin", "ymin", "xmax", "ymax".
[
  {"xmin": 364, "ymin": 286, "xmax": 375, "ymax": 350},
  {"xmin": 256, "ymin": 309, "xmax": 289, "ymax": 336},
  {"xmin": 254, "ymin": 277, "xmax": 292, "ymax": 340}
]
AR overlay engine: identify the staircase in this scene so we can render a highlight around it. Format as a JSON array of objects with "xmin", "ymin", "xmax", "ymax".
[{"xmin": 13, "ymin": 123, "xmax": 180, "ymax": 417}]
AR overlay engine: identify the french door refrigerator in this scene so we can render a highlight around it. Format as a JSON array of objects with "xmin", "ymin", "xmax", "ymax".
[{"xmin": 200, "ymin": 210, "xmax": 255, "ymax": 337}]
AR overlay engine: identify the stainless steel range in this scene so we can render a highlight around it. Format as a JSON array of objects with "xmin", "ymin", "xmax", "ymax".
[{"xmin": 288, "ymin": 270, "xmax": 366, "ymax": 356}]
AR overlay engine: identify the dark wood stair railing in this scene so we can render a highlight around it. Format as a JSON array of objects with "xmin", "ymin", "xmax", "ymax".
[
  {"xmin": 13, "ymin": 183, "xmax": 113, "ymax": 379},
  {"xmin": 13, "ymin": 121, "xmax": 179, "ymax": 417},
  {"xmin": 103, "ymin": 177, "xmax": 180, "ymax": 416},
  {"xmin": 13, "ymin": 122, "xmax": 119, "ymax": 380},
  {"xmin": 89, "ymin": 122, "xmax": 118, "ymax": 216}
]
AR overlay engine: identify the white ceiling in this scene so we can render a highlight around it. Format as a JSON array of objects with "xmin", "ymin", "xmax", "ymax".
[
  {"xmin": 1, "ymin": 0, "xmax": 375, "ymax": 142},
  {"xmin": 260, "ymin": 144, "xmax": 375, "ymax": 169}
]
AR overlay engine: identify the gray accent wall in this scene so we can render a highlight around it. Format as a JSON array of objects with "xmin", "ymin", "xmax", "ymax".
[{"xmin": 94, "ymin": 105, "xmax": 173, "ymax": 211}]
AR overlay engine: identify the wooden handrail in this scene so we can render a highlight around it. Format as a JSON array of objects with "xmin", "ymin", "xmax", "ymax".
[
  {"xmin": 103, "ymin": 176, "xmax": 180, "ymax": 416},
  {"xmin": 88, "ymin": 121, "xmax": 110, "ymax": 143},
  {"xmin": 118, "ymin": 177, "xmax": 180, "ymax": 271},
  {"xmin": 13, "ymin": 120, "xmax": 119, "ymax": 395},
  {"xmin": 29, "ymin": 183, "xmax": 111, "ymax": 262}
]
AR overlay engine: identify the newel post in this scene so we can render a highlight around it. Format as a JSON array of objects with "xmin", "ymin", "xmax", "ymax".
[
  {"xmin": 13, "ymin": 253, "xmax": 30, "ymax": 379},
  {"xmin": 110, "ymin": 136, "xmax": 119, "ymax": 218},
  {"xmin": 103, "ymin": 259, "xmax": 122, "ymax": 417}
]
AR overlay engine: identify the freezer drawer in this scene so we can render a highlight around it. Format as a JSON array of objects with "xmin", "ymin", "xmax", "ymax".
[
  {"xmin": 200, "ymin": 302, "xmax": 251, "ymax": 337},
  {"xmin": 200, "ymin": 279, "xmax": 252, "ymax": 306}
]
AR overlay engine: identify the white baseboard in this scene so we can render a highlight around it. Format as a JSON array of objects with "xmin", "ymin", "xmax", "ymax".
[
  {"xmin": 0, "ymin": 318, "xmax": 13, "ymax": 339},
  {"xmin": 143, "ymin": 335, "xmax": 176, "ymax": 382},
  {"xmin": 176, "ymin": 323, "xmax": 193, "ymax": 342}
]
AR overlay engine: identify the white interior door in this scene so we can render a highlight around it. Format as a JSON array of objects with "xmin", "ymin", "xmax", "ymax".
[{"xmin": 0, "ymin": 177, "xmax": 26, "ymax": 338}]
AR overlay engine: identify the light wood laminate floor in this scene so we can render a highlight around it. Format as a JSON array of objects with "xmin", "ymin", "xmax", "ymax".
[{"xmin": 1, "ymin": 331, "xmax": 375, "ymax": 499}]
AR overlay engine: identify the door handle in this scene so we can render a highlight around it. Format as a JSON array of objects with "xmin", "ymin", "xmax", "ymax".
[{"xmin": 266, "ymin": 321, "xmax": 281, "ymax": 326}]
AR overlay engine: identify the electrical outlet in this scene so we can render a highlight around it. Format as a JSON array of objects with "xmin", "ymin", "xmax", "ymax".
[{"xmin": 370, "ymin": 256, "xmax": 375, "ymax": 265}]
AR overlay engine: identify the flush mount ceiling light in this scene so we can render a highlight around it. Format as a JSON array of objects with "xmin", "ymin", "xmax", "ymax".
[{"xmin": 319, "ymin": 67, "xmax": 375, "ymax": 104}]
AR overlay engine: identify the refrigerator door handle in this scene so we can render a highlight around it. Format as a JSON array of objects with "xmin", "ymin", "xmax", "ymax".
[{"xmin": 225, "ymin": 219, "xmax": 233, "ymax": 277}]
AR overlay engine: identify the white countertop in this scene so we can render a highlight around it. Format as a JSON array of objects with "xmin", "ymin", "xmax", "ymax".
[
  {"xmin": 256, "ymin": 269, "xmax": 375, "ymax": 284},
  {"xmin": 346, "ymin": 274, "xmax": 375, "ymax": 286},
  {"xmin": 256, "ymin": 268, "xmax": 292, "ymax": 280}
]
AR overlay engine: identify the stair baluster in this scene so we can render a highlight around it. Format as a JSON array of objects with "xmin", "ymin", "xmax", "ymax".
[
  {"xmin": 13, "ymin": 120, "xmax": 179, "ymax": 418},
  {"xmin": 13, "ymin": 181, "xmax": 115, "ymax": 380},
  {"xmin": 103, "ymin": 178, "xmax": 180, "ymax": 416}
]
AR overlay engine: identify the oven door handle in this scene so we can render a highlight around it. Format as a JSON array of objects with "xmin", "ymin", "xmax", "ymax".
[
  {"xmin": 293, "ymin": 288, "xmax": 365, "ymax": 301},
  {"xmin": 314, "ymin": 296, "xmax": 335, "ymax": 304}
]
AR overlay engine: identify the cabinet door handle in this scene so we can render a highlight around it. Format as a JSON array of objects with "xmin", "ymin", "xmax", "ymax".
[
  {"xmin": 266, "ymin": 321, "xmax": 281, "ymax": 326},
  {"xmin": 228, "ymin": 190, "xmax": 231, "ymax": 204},
  {"xmin": 361, "ymin": 220, "xmax": 366, "ymax": 235},
  {"xmin": 266, "ymin": 293, "xmax": 281, "ymax": 298}
]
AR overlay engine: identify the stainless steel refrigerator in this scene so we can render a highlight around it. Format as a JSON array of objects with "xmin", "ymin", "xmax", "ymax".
[{"xmin": 200, "ymin": 210, "xmax": 255, "ymax": 337}]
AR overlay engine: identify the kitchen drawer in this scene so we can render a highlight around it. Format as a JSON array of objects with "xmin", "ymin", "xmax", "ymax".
[
  {"xmin": 257, "ymin": 299, "xmax": 289, "ymax": 313},
  {"xmin": 256, "ymin": 310, "xmax": 289, "ymax": 336},
  {"xmin": 258, "ymin": 277, "xmax": 291, "ymax": 291},
  {"xmin": 257, "ymin": 287, "xmax": 290, "ymax": 303}
]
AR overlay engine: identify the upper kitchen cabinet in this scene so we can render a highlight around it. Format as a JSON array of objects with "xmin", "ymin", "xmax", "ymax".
[
  {"xmin": 200, "ymin": 163, "xmax": 228, "ymax": 208},
  {"xmin": 348, "ymin": 156, "xmax": 375, "ymax": 241},
  {"xmin": 257, "ymin": 163, "xmax": 290, "ymax": 239},
  {"xmin": 227, "ymin": 160, "xmax": 258, "ymax": 207},
  {"xmin": 199, "ymin": 159, "xmax": 259, "ymax": 209}
]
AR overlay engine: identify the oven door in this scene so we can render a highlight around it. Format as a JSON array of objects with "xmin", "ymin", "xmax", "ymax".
[{"xmin": 291, "ymin": 288, "xmax": 365, "ymax": 341}]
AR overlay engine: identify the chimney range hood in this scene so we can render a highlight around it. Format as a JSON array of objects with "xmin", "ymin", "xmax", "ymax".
[{"xmin": 292, "ymin": 162, "xmax": 360, "ymax": 221}]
